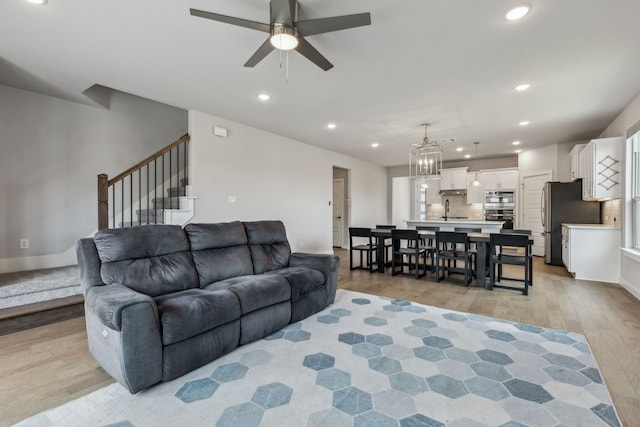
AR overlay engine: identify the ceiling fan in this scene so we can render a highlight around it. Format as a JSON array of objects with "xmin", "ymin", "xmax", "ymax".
[{"xmin": 190, "ymin": 0, "xmax": 371, "ymax": 71}]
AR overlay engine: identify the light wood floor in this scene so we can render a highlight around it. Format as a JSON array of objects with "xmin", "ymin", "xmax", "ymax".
[{"xmin": 1, "ymin": 250, "xmax": 639, "ymax": 426}]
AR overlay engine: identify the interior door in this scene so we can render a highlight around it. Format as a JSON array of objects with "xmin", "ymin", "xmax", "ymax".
[
  {"xmin": 332, "ymin": 178, "xmax": 344, "ymax": 247},
  {"xmin": 521, "ymin": 171, "xmax": 552, "ymax": 256}
]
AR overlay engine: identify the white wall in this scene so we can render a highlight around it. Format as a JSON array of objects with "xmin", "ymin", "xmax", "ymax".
[
  {"xmin": 0, "ymin": 84, "xmax": 188, "ymax": 272},
  {"xmin": 517, "ymin": 144, "xmax": 560, "ymax": 180},
  {"xmin": 188, "ymin": 110, "xmax": 388, "ymax": 254}
]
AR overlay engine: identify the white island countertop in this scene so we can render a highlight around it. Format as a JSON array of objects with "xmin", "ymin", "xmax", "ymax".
[{"xmin": 406, "ymin": 220, "xmax": 505, "ymax": 233}]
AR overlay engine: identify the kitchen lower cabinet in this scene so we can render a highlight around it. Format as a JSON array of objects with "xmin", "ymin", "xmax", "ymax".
[{"xmin": 562, "ymin": 224, "xmax": 620, "ymax": 283}]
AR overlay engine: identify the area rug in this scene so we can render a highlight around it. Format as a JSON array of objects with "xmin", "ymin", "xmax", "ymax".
[
  {"xmin": 0, "ymin": 266, "xmax": 81, "ymax": 309},
  {"xmin": 16, "ymin": 289, "xmax": 621, "ymax": 427}
]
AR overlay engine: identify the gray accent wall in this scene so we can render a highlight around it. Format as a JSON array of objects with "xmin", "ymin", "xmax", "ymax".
[{"xmin": 0, "ymin": 84, "xmax": 187, "ymax": 270}]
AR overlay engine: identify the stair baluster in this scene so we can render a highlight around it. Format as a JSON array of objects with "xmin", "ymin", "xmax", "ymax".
[{"xmin": 97, "ymin": 134, "xmax": 190, "ymax": 229}]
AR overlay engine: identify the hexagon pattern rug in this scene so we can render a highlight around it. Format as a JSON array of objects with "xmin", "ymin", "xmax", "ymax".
[{"xmin": 17, "ymin": 290, "xmax": 621, "ymax": 427}]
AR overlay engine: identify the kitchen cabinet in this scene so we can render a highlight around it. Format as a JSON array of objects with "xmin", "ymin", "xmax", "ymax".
[
  {"xmin": 562, "ymin": 224, "xmax": 620, "ymax": 283},
  {"xmin": 466, "ymin": 173, "xmax": 483, "ymax": 204},
  {"xmin": 440, "ymin": 167, "xmax": 468, "ymax": 190},
  {"xmin": 569, "ymin": 143, "xmax": 585, "ymax": 181},
  {"xmin": 579, "ymin": 137, "xmax": 623, "ymax": 200},
  {"xmin": 480, "ymin": 168, "xmax": 518, "ymax": 190}
]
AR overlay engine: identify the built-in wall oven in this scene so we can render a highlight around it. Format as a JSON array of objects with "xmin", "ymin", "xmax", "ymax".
[{"xmin": 483, "ymin": 191, "xmax": 515, "ymax": 229}]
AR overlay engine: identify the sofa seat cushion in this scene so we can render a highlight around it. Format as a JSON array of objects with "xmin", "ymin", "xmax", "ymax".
[
  {"xmin": 155, "ymin": 289, "xmax": 240, "ymax": 346},
  {"xmin": 204, "ymin": 275, "xmax": 290, "ymax": 314},
  {"xmin": 265, "ymin": 267, "xmax": 325, "ymax": 302}
]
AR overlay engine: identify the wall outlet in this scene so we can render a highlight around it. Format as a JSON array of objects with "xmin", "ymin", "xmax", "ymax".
[{"xmin": 20, "ymin": 238, "xmax": 29, "ymax": 249}]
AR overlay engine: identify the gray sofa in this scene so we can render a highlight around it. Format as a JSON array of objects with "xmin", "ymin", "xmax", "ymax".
[{"xmin": 75, "ymin": 220, "xmax": 339, "ymax": 393}]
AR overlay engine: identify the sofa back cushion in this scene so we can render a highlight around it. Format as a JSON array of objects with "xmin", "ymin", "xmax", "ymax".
[
  {"xmin": 243, "ymin": 220, "xmax": 291, "ymax": 274},
  {"xmin": 185, "ymin": 222, "xmax": 254, "ymax": 285},
  {"xmin": 94, "ymin": 225, "xmax": 199, "ymax": 297}
]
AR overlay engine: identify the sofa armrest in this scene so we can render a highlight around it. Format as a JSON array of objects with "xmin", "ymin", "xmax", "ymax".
[
  {"xmin": 85, "ymin": 284, "xmax": 158, "ymax": 331},
  {"xmin": 84, "ymin": 284, "xmax": 163, "ymax": 393},
  {"xmin": 289, "ymin": 253, "xmax": 340, "ymax": 304}
]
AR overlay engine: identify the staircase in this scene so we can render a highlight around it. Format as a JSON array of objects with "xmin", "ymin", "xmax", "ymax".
[
  {"xmin": 98, "ymin": 134, "xmax": 196, "ymax": 230},
  {"xmin": 121, "ymin": 178, "xmax": 196, "ymax": 227}
]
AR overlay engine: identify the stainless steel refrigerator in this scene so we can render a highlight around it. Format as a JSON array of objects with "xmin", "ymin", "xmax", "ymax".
[{"xmin": 542, "ymin": 180, "xmax": 600, "ymax": 265}]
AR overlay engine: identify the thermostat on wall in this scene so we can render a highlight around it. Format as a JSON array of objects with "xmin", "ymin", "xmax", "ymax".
[{"xmin": 214, "ymin": 126, "xmax": 228, "ymax": 137}]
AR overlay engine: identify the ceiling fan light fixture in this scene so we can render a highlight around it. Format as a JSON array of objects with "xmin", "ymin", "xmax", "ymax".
[{"xmin": 270, "ymin": 24, "xmax": 298, "ymax": 51}]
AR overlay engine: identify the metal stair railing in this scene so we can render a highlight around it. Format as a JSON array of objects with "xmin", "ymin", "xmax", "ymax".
[{"xmin": 97, "ymin": 133, "xmax": 190, "ymax": 230}]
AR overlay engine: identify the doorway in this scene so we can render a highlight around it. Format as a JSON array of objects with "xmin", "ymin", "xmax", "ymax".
[
  {"xmin": 521, "ymin": 170, "xmax": 552, "ymax": 256},
  {"xmin": 332, "ymin": 167, "xmax": 349, "ymax": 248}
]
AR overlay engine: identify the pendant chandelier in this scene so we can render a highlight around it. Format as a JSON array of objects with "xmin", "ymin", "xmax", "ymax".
[{"xmin": 409, "ymin": 123, "xmax": 443, "ymax": 181}]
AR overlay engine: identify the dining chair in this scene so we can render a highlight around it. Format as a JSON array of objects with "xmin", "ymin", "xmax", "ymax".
[
  {"xmin": 416, "ymin": 226, "xmax": 438, "ymax": 268},
  {"xmin": 349, "ymin": 227, "xmax": 377, "ymax": 272},
  {"xmin": 435, "ymin": 231, "xmax": 473, "ymax": 285},
  {"xmin": 454, "ymin": 227, "xmax": 481, "ymax": 272},
  {"xmin": 391, "ymin": 229, "xmax": 429, "ymax": 279},
  {"xmin": 375, "ymin": 224, "xmax": 396, "ymax": 265},
  {"xmin": 489, "ymin": 233, "xmax": 531, "ymax": 295},
  {"xmin": 499, "ymin": 229, "xmax": 533, "ymax": 286}
]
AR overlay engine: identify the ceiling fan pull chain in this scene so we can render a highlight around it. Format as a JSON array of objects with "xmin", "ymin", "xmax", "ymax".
[{"xmin": 286, "ymin": 52, "xmax": 290, "ymax": 82}]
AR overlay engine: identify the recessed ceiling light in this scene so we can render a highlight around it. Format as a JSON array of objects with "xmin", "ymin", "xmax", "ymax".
[
  {"xmin": 258, "ymin": 93, "xmax": 270, "ymax": 101},
  {"xmin": 25, "ymin": 0, "xmax": 47, "ymax": 4},
  {"xmin": 512, "ymin": 141, "xmax": 521, "ymax": 145},
  {"xmin": 456, "ymin": 147, "xmax": 463, "ymax": 152},
  {"xmin": 505, "ymin": 4, "xmax": 531, "ymax": 21},
  {"xmin": 464, "ymin": 154, "xmax": 471, "ymax": 159},
  {"xmin": 515, "ymin": 149, "xmax": 523, "ymax": 153},
  {"xmin": 370, "ymin": 143, "xmax": 379, "ymax": 148},
  {"xmin": 519, "ymin": 120, "xmax": 530, "ymax": 126},
  {"xmin": 327, "ymin": 123, "xmax": 336, "ymax": 130},
  {"xmin": 514, "ymin": 83, "xmax": 530, "ymax": 92}
]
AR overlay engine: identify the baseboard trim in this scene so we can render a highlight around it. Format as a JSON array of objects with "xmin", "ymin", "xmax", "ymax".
[{"xmin": 618, "ymin": 278, "xmax": 640, "ymax": 302}]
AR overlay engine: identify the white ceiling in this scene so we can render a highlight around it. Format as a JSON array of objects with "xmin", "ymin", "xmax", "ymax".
[{"xmin": 2, "ymin": 0, "xmax": 640, "ymax": 167}]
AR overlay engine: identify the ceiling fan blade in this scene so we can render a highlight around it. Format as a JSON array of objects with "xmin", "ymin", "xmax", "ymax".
[
  {"xmin": 295, "ymin": 12, "xmax": 371, "ymax": 36},
  {"xmin": 244, "ymin": 38, "xmax": 276, "ymax": 67},
  {"xmin": 190, "ymin": 8, "xmax": 270, "ymax": 33},
  {"xmin": 295, "ymin": 38, "xmax": 333, "ymax": 71},
  {"xmin": 270, "ymin": 0, "xmax": 297, "ymax": 25}
]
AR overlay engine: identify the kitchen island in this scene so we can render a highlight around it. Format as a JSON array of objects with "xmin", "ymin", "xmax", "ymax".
[{"xmin": 406, "ymin": 220, "xmax": 504, "ymax": 233}]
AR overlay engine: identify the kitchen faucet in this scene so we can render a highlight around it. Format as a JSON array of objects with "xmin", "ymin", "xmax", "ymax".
[{"xmin": 445, "ymin": 199, "xmax": 449, "ymax": 221}]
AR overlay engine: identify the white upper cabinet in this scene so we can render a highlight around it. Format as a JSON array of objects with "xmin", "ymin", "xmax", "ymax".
[
  {"xmin": 466, "ymin": 173, "xmax": 483, "ymax": 204},
  {"xmin": 579, "ymin": 137, "xmax": 623, "ymax": 200},
  {"xmin": 479, "ymin": 168, "xmax": 518, "ymax": 190},
  {"xmin": 569, "ymin": 143, "xmax": 586, "ymax": 181},
  {"xmin": 440, "ymin": 167, "xmax": 468, "ymax": 190}
]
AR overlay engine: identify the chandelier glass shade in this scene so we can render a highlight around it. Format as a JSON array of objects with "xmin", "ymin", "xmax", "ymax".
[{"xmin": 410, "ymin": 124, "xmax": 443, "ymax": 181}]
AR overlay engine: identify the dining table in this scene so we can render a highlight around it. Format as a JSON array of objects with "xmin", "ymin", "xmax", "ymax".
[{"xmin": 370, "ymin": 228, "xmax": 529, "ymax": 287}]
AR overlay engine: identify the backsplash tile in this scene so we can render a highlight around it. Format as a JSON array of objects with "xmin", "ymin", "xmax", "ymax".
[
  {"xmin": 426, "ymin": 195, "xmax": 483, "ymax": 220},
  {"xmin": 601, "ymin": 199, "xmax": 622, "ymax": 226}
]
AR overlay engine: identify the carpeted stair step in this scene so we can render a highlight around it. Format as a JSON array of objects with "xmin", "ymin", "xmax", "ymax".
[
  {"xmin": 136, "ymin": 209, "xmax": 165, "ymax": 223},
  {"xmin": 167, "ymin": 186, "xmax": 186, "ymax": 197},
  {"xmin": 152, "ymin": 197, "xmax": 181, "ymax": 209}
]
